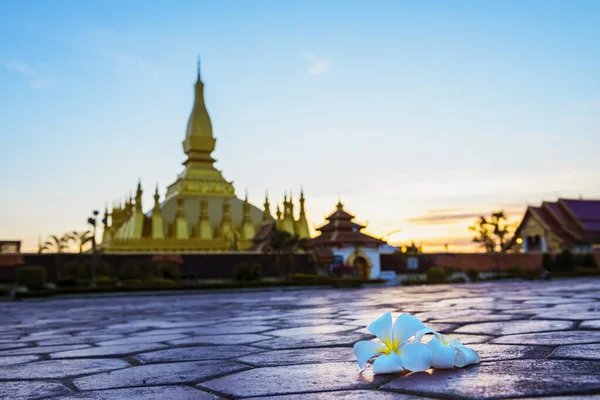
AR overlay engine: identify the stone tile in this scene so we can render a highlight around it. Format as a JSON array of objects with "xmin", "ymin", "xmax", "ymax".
[
  {"xmin": 245, "ymin": 390, "xmax": 427, "ymax": 399},
  {"xmin": 50, "ymin": 343, "xmax": 168, "ymax": 358},
  {"xmin": 381, "ymin": 360, "xmax": 600, "ymax": 399},
  {"xmin": 533, "ymin": 311, "xmax": 600, "ymax": 320},
  {"xmin": 0, "ymin": 358, "xmax": 129, "ymax": 379},
  {"xmin": 236, "ymin": 347, "xmax": 356, "ymax": 366},
  {"xmin": 551, "ymin": 343, "xmax": 600, "ymax": 360},
  {"xmin": 35, "ymin": 335, "xmax": 124, "ymax": 346},
  {"xmin": 454, "ymin": 320, "xmax": 574, "ymax": 335},
  {"xmin": 467, "ymin": 344, "xmax": 552, "ymax": 361},
  {"xmin": 188, "ymin": 324, "xmax": 276, "ymax": 335},
  {"xmin": 135, "ymin": 345, "xmax": 262, "ymax": 363},
  {"xmin": 437, "ymin": 334, "xmax": 492, "ymax": 345},
  {"xmin": 0, "ymin": 344, "xmax": 91, "ymax": 356},
  {"xmin": 199, "ymin": 362, "xmax": 393, "ymax": 397},
  {"xmin": 0, "ymin": 381, "xmax": 72, "ymax": 399},
  {"xmin": 252, "ymin": 333, "xmax": 370, "ymax": 350},
  {"xmin": 54, "ymin": 386, "xmax": 220, "ymax": 399},
  {"xmin": 581, "ymin": 320, "xmax": 600, "ymax": 329},
  {"xmin": 0, "ymin": 343, "xmax": 28, "ymax": 351},
  {"xmin": 491, "ymin": 330, "xmax": 600, "ymax": 345},
  {"xmin": 169, "ymin": 334, "xmax": 270, "ymax": 346},
  {"xmin": 0, "ymin": 355, "xmax": 40, "ymax": 367},
  {"xmin": 95, "ymin": 334, "xmax": 189, "ymax": 346},
  {"xmin": 73, "ymin": 361, "xmax": 248, "ymax": 390},
  {"xmin": 267, "ymin": 325, "xmax": 358, "ymax": 337}
]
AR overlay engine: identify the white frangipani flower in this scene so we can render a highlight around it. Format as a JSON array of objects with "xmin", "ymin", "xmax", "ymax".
[
  {"xmin": 415, "ymin": 328, "xmax": 480, "ymax": 368},
  {"xmin": 353, "ymin": 312, "xmax": 434, "ymax": 374}
]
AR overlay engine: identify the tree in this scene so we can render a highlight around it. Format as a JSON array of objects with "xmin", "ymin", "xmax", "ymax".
[
  {"xmin": 39, "ymin": 234, "xmax": 73, "ymax": 253},
  {"xmin": 71, "ymin": 230, "xmax": 94, "ymax": 253},
  {"xmin": 489, "ymin": 211, "xmax": 512, "ymax": 251},
  {"xmin": 469, "ymin": 217, "xmax": 496, "ymax": 253},
  {"xmin": 39, "ymin": 234, "xmax": 74, "ymax": 280},
  {"xmin": 266, "ymin": 226, "xmax": 310, "ymax": 279}
]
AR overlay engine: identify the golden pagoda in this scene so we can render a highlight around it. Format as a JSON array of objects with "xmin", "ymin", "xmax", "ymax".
[{"xmin": 100, "ymin": 59, "xmax": 310, "ymax": 252}]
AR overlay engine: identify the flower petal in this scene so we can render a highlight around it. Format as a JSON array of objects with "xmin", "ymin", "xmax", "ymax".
[
  {"xmin": 427, "ymin": 336, "xmax": 456, "ymax": 369},
  {"xmin": 414, "ymin": 327, "xmax": 436, "ymax": 343},
  {"xmin": 353, "ymin": 340, "xmax": 388, "ymax": 369},
  {"xmin": 372, "ymin": 352, "xmax": 404, "ymax": 374},
  {"xmin": 450, "ymin": 339, "xmax": 481, "ymax": 367},
  {"xmin": 367, "ymin": 312, "xmax": 393, "ymax": 346},
  {"xmin": 392, "ymin": 313, "xmax": 427, "ymax": 346},
  {"xmin": 398, "ymin": 342, "xmax": 433, "ymax": 372}
]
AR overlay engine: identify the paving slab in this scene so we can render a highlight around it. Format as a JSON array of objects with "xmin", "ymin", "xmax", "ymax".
[
  {"xmin": 0, "ymin": 381, "xmax": 72, "ymax": 399},
  {"xmin": 550, "ymin": 343, "xmax": 600, "ymax": 360},
  {"xmin": 0, "ymin": 358, "xmax": 129, "ymax": 379},
  {"xmin": 381, "ymin": 360, "xmax": 600, "ymax": 399},
  {"xmin": 454, "ymin": 319, "xmax": 574, "ymax": 335},
  {"xmin": 73, "ymin": 360, "xmax": 248, "ymax": 390},
  {"xmin": 199, "ymin": 362, "xmax": 394, "ymax": 397},
  {"xmin": 54, "ymin": 386, "xmax": 221, "ymax": 399}
]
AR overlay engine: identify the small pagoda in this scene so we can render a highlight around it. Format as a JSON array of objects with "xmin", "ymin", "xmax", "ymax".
[{"xmin": 311, "ymin": 200, "xmax": 388, "ymax": 279}]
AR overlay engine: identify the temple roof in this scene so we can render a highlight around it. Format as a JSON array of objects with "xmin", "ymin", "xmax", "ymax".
[
  {"xmin": 312, "ymin": 201, "xmax": 386, "ymax": 248},
  {"xmin": 512, "ymin": 198, "xmax": 600, "ymax": 246}
]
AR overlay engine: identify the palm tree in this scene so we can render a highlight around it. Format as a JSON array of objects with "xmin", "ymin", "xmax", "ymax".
[
  {"xmin": 266, "ymin": 226, "xmax": 310, "ymax": 279},
  {"xmin": 39, "ymin": 234, "xmax": 74, "ymax": 280},
  {"xmin": 71, "ymin": 230, "xmax": 93, "ymax": 253}
]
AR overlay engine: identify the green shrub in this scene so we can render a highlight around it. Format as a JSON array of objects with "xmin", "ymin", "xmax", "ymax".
[
  {"xmin": 123, "ymin": 279, "xmax": 142, "ymax": 286},
  {"xmin": 156, "ymin": 261, "xmax": 181, "ymax": 281},
  {"xmin": 580, "ymin": 254, "xmax": 598, "ymax": 269},
  {"xmin": 450, "ymin": 276, "xmax": 467, "ymax": 283},
  {"xmin": 16, "ymin": 266, "xmax": 47, "ymax": 289},
  {"xmin": 555, "ymin": 249, "xmax": 574, "ymax": 272},
  {"xmin": 425, "ymin": 267, "xmax": 447, "ymax": 284},
  {"xmin": 118, "ymin": 262, "xmax": 143, "ymax": 280},
  {"xmin": 96, "ymin": 276, "xmax": 117, "ymax": 286},
  {"xmin": 234, "ymin": 262, "xmax": 261, "ymax": 281},
  {"xmin": 149, "ymin": 277, "xmax": 176, "ymax": 285},
  {"xmin": 542, "ymin": 253, "xmax": 555, "ymax": 271},
  {"xmin": 466, "ymin": 269, "xmax": 479, "ymax": 282},
  {"xmin": 56, "ymin": 277, "xmax": 77, "ymax": 288},
  {"xmin": 505, "ymin": 265, "xmax": 523, "ymax": 278},
  {"xmin": 292, "ymin": 273, "xmax": 322, "ymax": 280}
]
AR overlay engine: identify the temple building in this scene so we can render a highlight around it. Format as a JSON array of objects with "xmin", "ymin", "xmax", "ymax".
[
  {"xmin": 507, "ymin": 198, "xmax": 600, "ymax": 253},
  {"xmin": 100, "ymin": 61, "xmax": 310, "ymax": 252},
  {"xmin": 310, "ymin": 201, "xmax": 391, "ymax": 279}
]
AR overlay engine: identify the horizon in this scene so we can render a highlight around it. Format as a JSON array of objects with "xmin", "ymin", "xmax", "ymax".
[{"xmin": 1, "ymin": 0, "xmax": 599, "ymax": 253}]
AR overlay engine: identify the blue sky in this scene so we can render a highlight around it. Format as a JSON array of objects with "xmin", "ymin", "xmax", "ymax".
[{"xmin": 1, "ymin": 0, "xmax": 599, "ymax": 252}]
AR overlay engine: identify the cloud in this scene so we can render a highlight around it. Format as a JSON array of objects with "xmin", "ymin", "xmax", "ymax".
[
  {"xmin": 304, "ymin": 53, "xmax": 333, "ymax": 75},
  {"xmin": 406, "ymin": 205, "xmax": 525, "ymax": 226},
  {"xmin": 406, "ymin": 212, "xmax": 485, "ymax": 225},
  {"xmin": 3, "ymin": 60, "xmax": 52, "ymax": 88},
  {"xmin": 82, "ymin": 29, "xmax": 158, "ymax": 76}
]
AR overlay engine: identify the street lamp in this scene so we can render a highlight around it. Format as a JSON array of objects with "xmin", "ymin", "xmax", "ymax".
[{"xmin": 87, "ymin": 210, "xmax": 101, "ymax": 288}]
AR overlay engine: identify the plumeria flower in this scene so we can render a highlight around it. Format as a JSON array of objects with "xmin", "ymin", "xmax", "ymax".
[
  {"xmin": 354, "ymin": 312, "xmax": 434, "ymax": 374},
  {"xmin": 415, "ymin": 328, "xmax": 480, "ymax": 369}
]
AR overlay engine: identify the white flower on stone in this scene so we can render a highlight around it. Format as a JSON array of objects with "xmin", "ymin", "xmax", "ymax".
[
  {"xmin": 414, "ymin": 327, "xmax": 481, "ymax": 369},
  {"xmin": 353, "ymin": 312, "xmax": 434, "ymax": 374},
  {"xmin": 354, "ymin": 312, "xmax": 480, "ymax": 374}
]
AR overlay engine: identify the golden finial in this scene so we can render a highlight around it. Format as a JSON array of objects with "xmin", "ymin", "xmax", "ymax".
[{"xmin": 197, "ymin": 54, "xmax": 201, "ymax": 80}]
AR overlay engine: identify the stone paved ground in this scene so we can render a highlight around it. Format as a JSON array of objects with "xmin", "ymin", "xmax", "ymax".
[{"xmin": 1, "ymin": 278, "xmax": 600, "ymax": 399}]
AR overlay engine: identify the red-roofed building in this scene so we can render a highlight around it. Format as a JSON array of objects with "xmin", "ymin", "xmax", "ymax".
[
  {"xmin": 311, "ymin": 201, "xmax": 396, "ymax": 279},
  {"xmin": 507, "ymin": 199, "xmax": 600, "ymax": 253}
]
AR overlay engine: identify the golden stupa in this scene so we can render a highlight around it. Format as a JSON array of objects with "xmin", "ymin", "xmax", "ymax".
[{"xmin": 100, "ymin": 59, "xmax": 310, "ymax": 252}]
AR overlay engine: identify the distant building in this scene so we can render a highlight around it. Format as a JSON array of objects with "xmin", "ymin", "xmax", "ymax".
[
  {"xmin": 311, "ymin": 201, "xmax": 393, "ymax": 279},
  {"xmin": 0, "ymin": 241, "xmax": 21, "ymax": 254},
  {"xmin": 507, "ymin": 199, "xmax": 600, "ymax": 253}
]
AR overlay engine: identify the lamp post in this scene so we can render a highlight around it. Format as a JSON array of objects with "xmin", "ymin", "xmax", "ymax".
[{"xmin": 87, "ymin": 210, "xmax": 102, "ymax": 288}]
